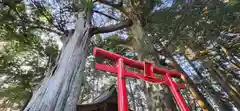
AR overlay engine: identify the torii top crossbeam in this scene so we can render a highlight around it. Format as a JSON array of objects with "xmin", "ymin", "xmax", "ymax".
[{"xmin": 93, "ymin": 47, "xmax": 190, "ymax": 111}]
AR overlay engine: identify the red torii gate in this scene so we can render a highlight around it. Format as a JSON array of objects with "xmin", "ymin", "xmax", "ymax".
[{"xmin": 93, "ymin": 47, "xmax": 190, "ymax": 111}]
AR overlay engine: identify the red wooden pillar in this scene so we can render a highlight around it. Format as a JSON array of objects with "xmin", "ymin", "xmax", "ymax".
[
  {"xmin": 117, "ymin": 58, "xmax": 129, "ymax": 111},
  {"xmin": 165, "ymin": 74, "xmax": 190, "ymax": 111},
  {"xmin": 93, "ymin": 47, "xmax": 190, "ymax": 111}
]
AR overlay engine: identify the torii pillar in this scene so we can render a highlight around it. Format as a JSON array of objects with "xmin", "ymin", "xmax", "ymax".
[{"xmin": 93, "ymin": 47, "xmax": 190, "ymax": 111}]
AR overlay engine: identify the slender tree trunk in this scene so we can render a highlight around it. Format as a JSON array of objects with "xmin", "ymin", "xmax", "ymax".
[
  {"xmin": 218, "ymin": 68, "xmax": 240, "ymax": 97},
  {"xmin": 207, "ymin": 64, "xmax": 240, "ymax": 109},
  {"xmin": 218, "ymin": 53, "xmax": 240, "ymax": 81},
  {"xmin": 154, "ymin": 43, "xmax": 214, "ymax": 111},
  {"xmin": 24, "ymin": 12, "xmax": 92, "ymax": 111},
  {"xmin": 214, "ymin": 60, "xmax": 240, "ymax": 95},
  {"xmin": 211, "ymin": 91, "xmax": 233, "ymax": 111},
  {"xmin": 199, "ymin": 57, "xmax": 240, "ymax": 109},
  {"xmin": 183, "ymin": 54, "xmax": 233, "ymax": 111},
  {"xmin": 203, "ymin": 86, "xmax": 231, "ymax": 111}
]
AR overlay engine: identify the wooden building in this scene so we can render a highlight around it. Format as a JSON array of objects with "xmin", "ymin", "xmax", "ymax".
[{"xmin": 77, "ymin": 85, "xmax": 132, "ymax": 111}]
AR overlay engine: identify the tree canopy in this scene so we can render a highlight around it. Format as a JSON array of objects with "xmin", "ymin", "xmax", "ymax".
[{"xmin": 0, "ymin": 0, "xmax": 239, "ymax": 111}]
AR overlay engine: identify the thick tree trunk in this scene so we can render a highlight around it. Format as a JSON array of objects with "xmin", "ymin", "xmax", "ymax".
[
  {"xmin": 24, "ymin": 12, "xmax": 91, "ymax": 111},
  {"xmin": 129, "ymin": 21, "xmax": 176, "ymax": 111},
  {"xmin": 129, "ymin": 20, "xmax": 152, "ymax": 111}
]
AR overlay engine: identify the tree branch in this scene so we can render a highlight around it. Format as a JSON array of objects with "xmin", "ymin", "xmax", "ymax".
[
  {"xmin": 92, "ymin": 19, "xmax": 132, "ymax": 34},
  {"xmin": 96, "ymin": 0, "xmax": 127, "ymax": 16},
  {"xmin": 29, "ymin": 25, "xmax": 64, "ymax": 36},
  {"xmin": 31, "ymin": 0, "xmax": 66, "ymax": 33},
  {"xmin": 93, "ymin": 10, "xmax": 120, "ymax": 21},
  {"xmin": 97, "ymin": 0, "xmax": 123, "ymax": 8}
]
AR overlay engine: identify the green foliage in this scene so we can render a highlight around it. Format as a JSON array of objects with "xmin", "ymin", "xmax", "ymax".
[
  {"xmin": 0, "ymin": 0, "xmax": 239, "ymax": 110},
  {"xmin": 148, "ymin": 0, "xmax": 240, "ymax": 47},
  {"xmin": 86, "ymin": 0, "xmax": 93, "ymax": 12},
  {"xmin": 0, "ymin": 1, "xmax": 60, "ymax": 110},
  {"xmin": 144, "ymin": 1, "xmax": 240, "ymax": 110},
  {"xmin": 16, "ymin": 3, "xmax": 25, "ymax": 11},
  {"xmin": 0, "ymin": 38, "xmax": 59, "ymax": 109},
  {"xmin": 97, "ymin": 34, "xmax": 131, "ymax": 53}
]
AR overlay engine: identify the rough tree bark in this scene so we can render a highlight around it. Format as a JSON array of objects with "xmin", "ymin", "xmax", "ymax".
[
  {"xmin": 23, "ymin": 1, "xmax": 132, "ymax": 109},
  {"xmin": 24, "ymin": 12, "xmax": 92, "ymax": 111},
  {"xmin": 127, "ymin": 79, "xmax": 137, "ymax": 111},
  {"xmin": 130, "ymin": 22, "xmax": 155, "ymax": 111},
  {"xmin": 123, "ymin": 5, "xmax": 177, "ymax": 110},
  {"xmin": 129, "ymin": 19, "xmax": 177, "ymax": 111},
  {"xmin": 95, "ymin": 0, "xmax": 174, "ymax": 110}
]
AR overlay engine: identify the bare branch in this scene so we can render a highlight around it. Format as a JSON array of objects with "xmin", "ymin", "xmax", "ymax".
[
  {"xmin": 31, "ymin": 0, "xmax": 66, "ymax": 33},
  {"xmin": 96, "ymin": 0, "xmax": 127, "ymax": 15},
  {"xmin": 93, "ymin": 10, "xmax": 120, "ymax": 21},
  {"xmin": 29, "ymin": 25, "xmax": 64, "ymax": 36},
  {"xmin": 92, "ymin": 19, "xmax": 132, "ymax": 34},
  {"xmin": 97, "ymin": 0, "xmax": 122, "ymax": 8}
]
